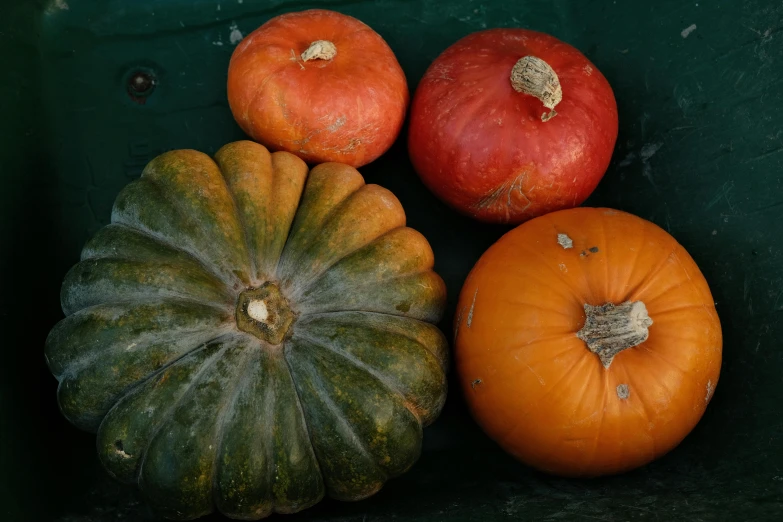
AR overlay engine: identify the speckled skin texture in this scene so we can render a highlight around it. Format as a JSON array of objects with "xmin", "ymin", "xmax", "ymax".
[{"xmin": 45, "ymin": 141, "xmax": 448, "ymax": 520}]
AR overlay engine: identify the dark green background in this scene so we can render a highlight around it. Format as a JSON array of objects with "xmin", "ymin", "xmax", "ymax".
[{"xmin": 2, "ymin": 0, "xmax": 782, "ymax": 520}]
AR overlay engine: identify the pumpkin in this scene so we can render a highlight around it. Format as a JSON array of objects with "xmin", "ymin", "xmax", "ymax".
[
  {"xmin": 454, "ymin": 208, "xmax": 721, "ymax": 477},
  {"xmin": 45, "ymin": 141, "xmax": 448, "ymax": 520},
  {"xmin": 408, "ymin": 29, "xmax": 618, "ymax": 224},
  {"xmin": 227, "ymin": 9, "xmax": 408, "ymax": 168}
]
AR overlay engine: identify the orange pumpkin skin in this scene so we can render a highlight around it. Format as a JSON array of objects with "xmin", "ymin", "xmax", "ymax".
[
  {"xmin": 455, "ymin": 208, "xmax": 722, "ymax": 477},
  {"xmin": 227, "ymin": 9, "xmax": 409, "ymax": 168}
]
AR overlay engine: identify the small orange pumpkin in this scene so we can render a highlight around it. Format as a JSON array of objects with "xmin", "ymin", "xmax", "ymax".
[
  {"xmin": 455, "ymin": 207, "xmax": 722, "ymax": 477},
  {"xmin": 227, "ymin": 9, "xmax": 408, "ymax": 168}
]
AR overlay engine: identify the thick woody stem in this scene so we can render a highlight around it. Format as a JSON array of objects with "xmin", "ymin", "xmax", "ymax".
[
  {"xmin": 576, "ymin": 301, "xmax": 653, "ymax": 368},
  {"xmin": 301, "ymin": 40, "xmax": 337, "ymax": 62},
  {"xmin": 510, "ymin": 56, "xmax": 563, "ymax": 122}
]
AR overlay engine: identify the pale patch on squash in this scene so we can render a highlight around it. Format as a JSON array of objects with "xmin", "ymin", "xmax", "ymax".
[
  {"xmin": 247, "ymin": 300, "xmax": 269, "ymax": 322},
  {"xmin": 114, "ymin": 440, "xmax": 132, "ymax": 459},
  {"xmin": 616, "ymin": 383, "xmax": 630, "ymax": 400},
  {"xmin": 557, "ymin": 233, "xmax": 573, "ymax": 249},
  {"xmin": 467, "ymin": 289, "xmax": 478, "ymax": 328},
  {"xmin": 705, "ymin": 380, "xmax": 715, "ymax": 403}
]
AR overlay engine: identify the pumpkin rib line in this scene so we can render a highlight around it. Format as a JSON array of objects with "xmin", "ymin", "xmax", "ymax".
[
  {"xmin": 64, "ymin": 295, "xmax": 233, "ymax": 326},
  {"xmin": 269, "ymin": 348, "xmax": 326, "ymax": 513},
  {"xmin": 646, "ymin": 302, "xmax": 708, "ymax": 317},
  {"xmin": 140, "ymin": 176, "xmax": 247, "ymax": 288},
  {"xmin": 282, "ymin": 340, "xmax": 389, "ymax": 484},
  {"xmin": 501, "ymin": 299, "xmax": 577, "ymax": 319},
  {"xmin": 99, "ymin": 223, "xmax": 235, "ymax": 292},
  {"xmin": 278, "ymin": 345, "xmax": 333, "ymax": 493},
  {"xmin": 293, "ymin": 330, "xmax": 435, "ymax": 429},
  {"xmin": 588, "ymin": 370, "xmax": 610, "ymax": 472},
  {"xmin": 112, "ymin": 195, "xmax": 241, "ymax": 290},
  {"xmin": 135, "ymin": 336, "xmax": 236, "ymax": 486},
  {"xmin": 262, "ymin": 347, "xmax": 328, "ymax": 516},
  {"xmin": 620, "ymin": 222, "xmax": 646, "ymax": 302},
  {"xmin": 625, "ymin": 247, "xmax": 679, "ymax": 302},
  {"xmin": 277, "ymin": 182, "xmax": 370, "ymax": 285},
  {"xmin": 497, "ymin": 260, "xmax": 584, "ymax": 309},
  {"xmin": 95, "ymin": 333, "xmax": 231, "ymax": 479},
  {"xmin": 51, "ymin": 299, "xmax": 234, "ymax": 379},
  {"xmin": 242, "ymin": 61, "xmax": 293, "ymax": 138},
  {"xmin": 66, "ymin": 265, "xmax": 236, "ymax": 312},
  {"xmin": 505, "ymin": 332, "xmax": 584, "ymax": 356},
  {"xmin": 600, "ymin": 211, "xmax": 610, "ymax": 300},
  {"xmin": 289, "ymin": 225, "xmax": 418, "ymax": 300},
  {"xmin": 638, "ymin": 345, "xmax": 690, "ymax": 376},
  {"xmin": 501, "ymin": 350, "xmax": 589, "ymax": 443},
  {"xmin": 211, "ymin": 346, "xmax": 257, "ymax": 515},
  {"xmin": 298, "ymin": 310, "xmax": 448, "ymax": 371},
  {"xmin": 629, "ymin": 375, "xmax": 658, "ymax": 459},
  {"xmin": 56, "ymin": 325, "xmax": 228, "ymax": 383},
  {"xmin": 642, "ymin": 252, "xmax": 710, "ymax": 310},
  {"xmin": 296, "ymin": 297, "xmax": 435, "ymax": 324},
  {"xmin": 217, "ymin": 167, "xmax": 258, "ymax": 285}
]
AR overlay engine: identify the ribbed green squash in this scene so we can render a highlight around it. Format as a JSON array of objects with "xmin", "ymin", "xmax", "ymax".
[{"xmin": 45, "ymin": 141, "xmax": 448, "ymax": 520}]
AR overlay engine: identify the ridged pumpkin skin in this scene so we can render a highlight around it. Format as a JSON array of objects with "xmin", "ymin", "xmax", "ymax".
[
  {"xmin": 45, "ymin": 141, "xmax": 448, "ymax": 520},
  {"xmin": 455, "ymin": 208, "xmax": 721, "ymax": 477},
  {"xmin": 227, "ymin": 9, "xmax": 409, "ymax": 168}
]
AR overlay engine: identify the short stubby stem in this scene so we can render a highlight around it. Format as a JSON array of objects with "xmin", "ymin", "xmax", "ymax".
[
  {"xmin": 510, "ymin": 55, "xmax": 562, "ymax": 122},
  {"xmin": 576, "ymin": 301, "xmax": 653, "ymax": 368},
  {"xmin": 236, "ymin": 282, "xmax": 295, "ymax": 345},
  {"xmin": 301, "ymin": 40, "xmax": 337, "ymax": 62}
]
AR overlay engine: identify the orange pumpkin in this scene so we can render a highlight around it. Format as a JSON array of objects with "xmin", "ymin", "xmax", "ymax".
[
  {"xmin": 227, "ymin": 9, "xmax": 409, "ymax": 168},
  {"xmin": 455, "ymin": 207, "xmax": 722, "ymax": 477}
]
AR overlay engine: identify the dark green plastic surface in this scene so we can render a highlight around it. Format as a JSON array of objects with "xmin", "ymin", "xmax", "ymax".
[{"xmin": 2, "ymin": 0, "xmax": 783, "ymax": 520}]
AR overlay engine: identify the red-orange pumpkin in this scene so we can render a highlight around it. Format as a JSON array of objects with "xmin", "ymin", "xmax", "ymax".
[
  {"xmin": 455, "ymin": 208, "xmax": 722, "ymax": 477},
  {"xmin": 227, "ymin": 9, "xmax": 408, "ymax": 168},
  {"xmin": 408, "ymin": 29, "xmax": 618, "ymax": 224}
]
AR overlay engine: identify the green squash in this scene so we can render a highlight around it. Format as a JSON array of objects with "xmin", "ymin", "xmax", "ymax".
[{"xmin": 45, "ymin": 141, "xmax": 448, "ymax": 520}]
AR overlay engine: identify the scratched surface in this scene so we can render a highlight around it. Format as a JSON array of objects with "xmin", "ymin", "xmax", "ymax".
[{"xmin": 2, "ymin": 0, "xmax": 783, "ymax": 520}]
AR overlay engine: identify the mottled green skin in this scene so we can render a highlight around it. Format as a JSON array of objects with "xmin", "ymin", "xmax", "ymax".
[{"xmin": 45, "ymin": 141, "xmax": 448, "ymax": 520}]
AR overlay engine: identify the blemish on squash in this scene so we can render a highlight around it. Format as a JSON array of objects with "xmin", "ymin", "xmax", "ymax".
[
  {"xmin": 395, "ymin": 301, "xmax": 411, "ymax": 313},
  {"xmin": 454, "ymin": 306, "xmax": 466, "ymax": 340},
  {"xmin": 114, "ymin": 440, "xmax": 132, "ymax": 459},
  {"xmin": 473, "ymin": 171, "xmax": 531, "ymax": 221},
  {"xmin": 290, "ymin": 49, "xmax": 305, "ymax": 70},
  {"xmin": 327, "ymin": 115, "xmax": 347, "ymax": 132},
  {"xmin": 558, "ymin": 263, "xmax": 567, "ymax": 272},
  {"xmin": 557, "ymin": 233, "xmax": 573, "ymax": 249},
  {"xmin": 589, "ymin": 246, "xmax": 599, "ymax": 253},
  {"xmin": 616, "ymin": 384, "xmax": 630, "ymax": 400},
  {"xmin": 471, "ymin": 378, "xmax": 482, "ymax": 390},
  {"xmin": 467, "ymin": 289, "xmax": 478, "ymax": 327},
  {"xmin": 705, "ymin": 380, "xmax": 714, "ymax": 403}
]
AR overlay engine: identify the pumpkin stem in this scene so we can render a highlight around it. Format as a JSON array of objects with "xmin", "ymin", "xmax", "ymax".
[
  {"xmin": 577, "ymin": 301, "xmax": 653, "ymax": 368},
  {"xmin": 510, "ymin": 56, "xmax": 562, "ymax": 122},
  {"xmin": 236, "ymin": 282, "xmax": 295, "ymax": 345},
  {"xmin": 301, "ymin": 40, "xmax": 337, "ymax": 62}
]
